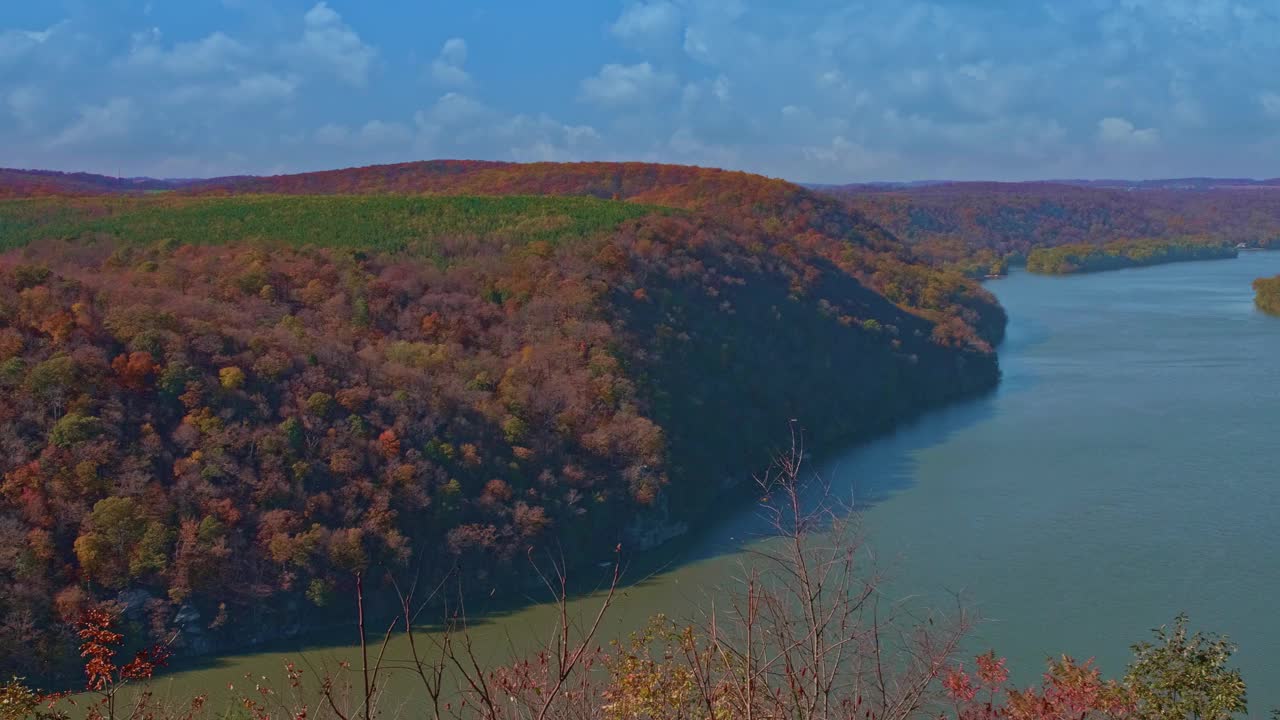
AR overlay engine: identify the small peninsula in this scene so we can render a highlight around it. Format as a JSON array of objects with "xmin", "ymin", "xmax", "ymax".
[
  {"xmin": 1255, "ymin": 275, "xmax": 1280, "ymax": 315},
  {"xmin": 1025, "ymin": 239, "xmax": 1238, "ymax": 275}
]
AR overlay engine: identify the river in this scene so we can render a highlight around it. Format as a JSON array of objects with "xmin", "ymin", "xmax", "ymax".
[{"xmin": 129, "ymin": 251, "xmax": 1280, "ymax": 715}]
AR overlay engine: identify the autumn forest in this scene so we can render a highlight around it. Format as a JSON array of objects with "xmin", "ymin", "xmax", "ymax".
[{"xmin": 0, "ymin": 161, "xmax": 1277, "ymax": 719}]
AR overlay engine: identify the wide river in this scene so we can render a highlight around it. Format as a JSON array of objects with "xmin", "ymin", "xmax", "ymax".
[{"xmin": 137, "ymin": 251, "xmax": 1280, "ymax": 715}]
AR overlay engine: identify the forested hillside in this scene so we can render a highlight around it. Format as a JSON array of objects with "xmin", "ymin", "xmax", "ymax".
[
  {"xmin": 822, "ymin": 182, "xmax": 1280, "ymax": 276},
  {"xmin": 0, "ymin": 164, "xmax": 1003, "ymax": 679}
]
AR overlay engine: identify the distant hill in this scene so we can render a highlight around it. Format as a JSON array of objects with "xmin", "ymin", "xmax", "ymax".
[
  {"xmin": 0, "ymin": 168, "xmax": 192, "ymax": 197},
  {"xmin": 1055, "ymin": 177, "xmax": 1280, "ymax": 191},
  {"xmin": 819, "ymin": 180, "xmax": 1280, "ymax": 275},
  {"xmin": 181, "ymin": 160, "xmax": 815, "ymax": 213},
  {"xmin": 811, "ymin": 178, "xmax": 1280, "ymax": 192}
]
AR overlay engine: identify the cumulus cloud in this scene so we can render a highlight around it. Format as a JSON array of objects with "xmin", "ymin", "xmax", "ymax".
[
  {"xmin": 221, "ymin": 73, "xmax": 298, "ymax": 104},
  {"xmin": 665, "ymin": 127, "xmax": 739, "ymax": 168},
  {"xmin": 0, "ymin": 24, "xmax": 58, "ymax": 64},
  {"xmin": 710, "ymin": 74, "xmax": 731, "ymax": 102},
  {"xmin": 500, "ymin": 116, "xmax": 602, "ymax": 162},
  {"xmin": 579, "ymin": 62, "xmax": 677, "ymax": 107},
  {"xmin": 356, "ymin": 119, "xmax": 413, "ymax": 146},
  {"xmin": 315, "ymin": 119, "xmax": 412, "ymax": 148},
  {"xmin": 125, "ymin": 30, "xmax": 247, "ymax": 75},
  {"xmin": 6, "ymin": 86, "xmax": 42, "ymax": 127},
  {"xmin": 164, "ymin": 72, "xmax": 298, "ymax": 107},
  {"xmin": 677, "ymin": 74, "xmax": 734, "ymax": 115},
  {"xmin": 1097, "ymin": 116, "xmax": 1160, "ymax": 147},
  {"xmin": 1260, "ymin": 91, "xmax": 1280, "ymax": 118},
  {"xmin": 48, "ymin": 98, "xmax": 138, "ymax": 148},
  {"xmin": 314, "ymin": 123, "xmax": 349, "ymax": 145},
  {"xmin": 287, "ymin": 2, "xmax": 377, "ymax": 87},
  {"xmin": 418, "ymin": 92, "xmax": 492, "ymax": 130},
  {"xmin": 411, "ymin": 92, "xmax": 600, "ymax": 162},
  {"xmin": 430, "ymin": 38, "xmax": 471, "ymax": 87},
  {"xmin": 682, "ymin": 27, "xmax": 711, "ymax": 62},
  {"xmin": 611, "ymin": 2, "xmax": 681, "ymax": 45},
  {"xmin": 802, "ymin": 136, "xmax": 898, "ymax": 176}
]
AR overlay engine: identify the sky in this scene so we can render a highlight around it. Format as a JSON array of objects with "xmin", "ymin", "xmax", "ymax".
[{"xmin": 2, "ymin": 0, "xmax": 1279, "ymax": 183}]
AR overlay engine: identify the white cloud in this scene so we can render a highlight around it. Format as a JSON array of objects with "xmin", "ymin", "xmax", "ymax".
[
  {"xmin": 164, "ymin": 72, "xmax": 298, "ymax": 107},
  {"xmin": 430, "ymin": 37, "xmax": 471, "ymax": 87},
  {"xmin": 0, "ymin": 24, "xmax": 58, "ymax": 64},
  {"xmin": 711, "ymin": 74, "xmax": 731, "ymax": 102},
  {"xmin": 664, "ymin": 127, "xmax": 740, "ymax": 168},
  {"xmin": 419, "ymin": 92, "xmax": 491, "ymax": 128},
  {"xmin": 679, "ymin": 82, "xmax": 702, "ymax": 111},
  {"xmin": 579, "ymin": 62, "xmax": 677, "ymax": 107},
  {"xmin": 678, "ymin": 74, "xmax": 733, "ymax": 114},
  {"xmin": 413, "ymin": 91, "xmax": 489, "ymax": 150},
  {"xmin": 356, "ymin": 119, "xmax": 412, "ymax": 146},
  {"xmin": 48, "ymin": 98, "xmax": 138, "ymax": 148},
  {"xmin": 287, "ymin": 2, "xmax": 377, "ymax": 87},
  {"xmin": 802, "ymin": 136, "xmax": 897, "ymax": 175},
  {"xmin": 411, "ymin": 93, "xmax": 601, "ymax": 162},
  {"xmin": 499, "ymin": 115, "xmax": 601, "ymax": 161},
  {"xmin": 221, "ymin": 73, "xmax": 298, "ymax": 103},
  {"xmin": 1260, "ymin": 91, "xmax": 1280, "ymax": 118},
  {"xmin": 314, "ymin": 123, "xmax": 349, "ymax": 145},
  {"xmin": 314, "ymin": 119, "xmax": 412, "ymax": 148},
  {"xmin": 611, "ymin": 2, "xmax": 681, "ymax": 45},
  {"xmin": 941, "ymin": 61, "xmax": 1029, "ymax": 117},
  {"xmin": 125, "ymin": 30, "xmax": 248, "ymax": 75},
  {"xmin": 6, "ymin": 87, "xmax": 41, "ymax": 127},
  {"xmin": 817, "ymin": 70, "xmax": 846, "ymax": 90},
  {"xmin": 1097, "ymin": 116, "xmax": 1160, "ymax": 147},
  {"xmin": 683, "ymin": 27, "xmax": 711, "ymax": 62}
]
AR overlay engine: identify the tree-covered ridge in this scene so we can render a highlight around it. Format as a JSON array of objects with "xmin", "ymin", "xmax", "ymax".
[
  {"xmin": 1025, "ymin": 238, "xmax": 1238, "ymax": 275},
  {"xmin": 0, "ymin": 169, "xmax": 186, "ymax": 198},
  {"xmin": 821, "ymin": 182, "xmax": 1280, "ymax": 276},
  {"xmin": 0, "ymin": 179, "xmax": 1001, "ymax": 679},
  {"xmin": 0, "ymin": 195, "xmax": 668, "ymax": 254},
  {"xmin": 1255, "ymin": 275, "xmax": 1280, "ymax": 315},
  {"xmin": 180, "ymin": 160, "xmax": 776, "ymax": 207}
]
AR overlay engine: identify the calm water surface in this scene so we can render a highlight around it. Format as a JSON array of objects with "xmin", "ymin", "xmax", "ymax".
[
  {"xmin": 850, "ymin": 251, "xmax": 1280, "ymax": 712},
  {"xmin": 135, "ymin": 252, "xmax": 1280, "ymax": 714}
]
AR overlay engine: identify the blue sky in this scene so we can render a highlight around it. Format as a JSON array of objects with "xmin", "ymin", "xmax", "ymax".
[{"xmin": 2, "ymin": 0, "xmax": 1279, "ymax": 182}]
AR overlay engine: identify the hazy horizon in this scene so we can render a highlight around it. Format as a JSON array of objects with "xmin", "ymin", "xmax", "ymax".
[{"xmin": 8, "ymin": 160, "xmax": 1280, "ymax": 189}]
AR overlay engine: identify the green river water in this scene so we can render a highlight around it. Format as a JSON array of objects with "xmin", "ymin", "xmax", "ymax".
[{"xmin": 114, "ymin": 251, "xmax": 1280, "ymax": 716}]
